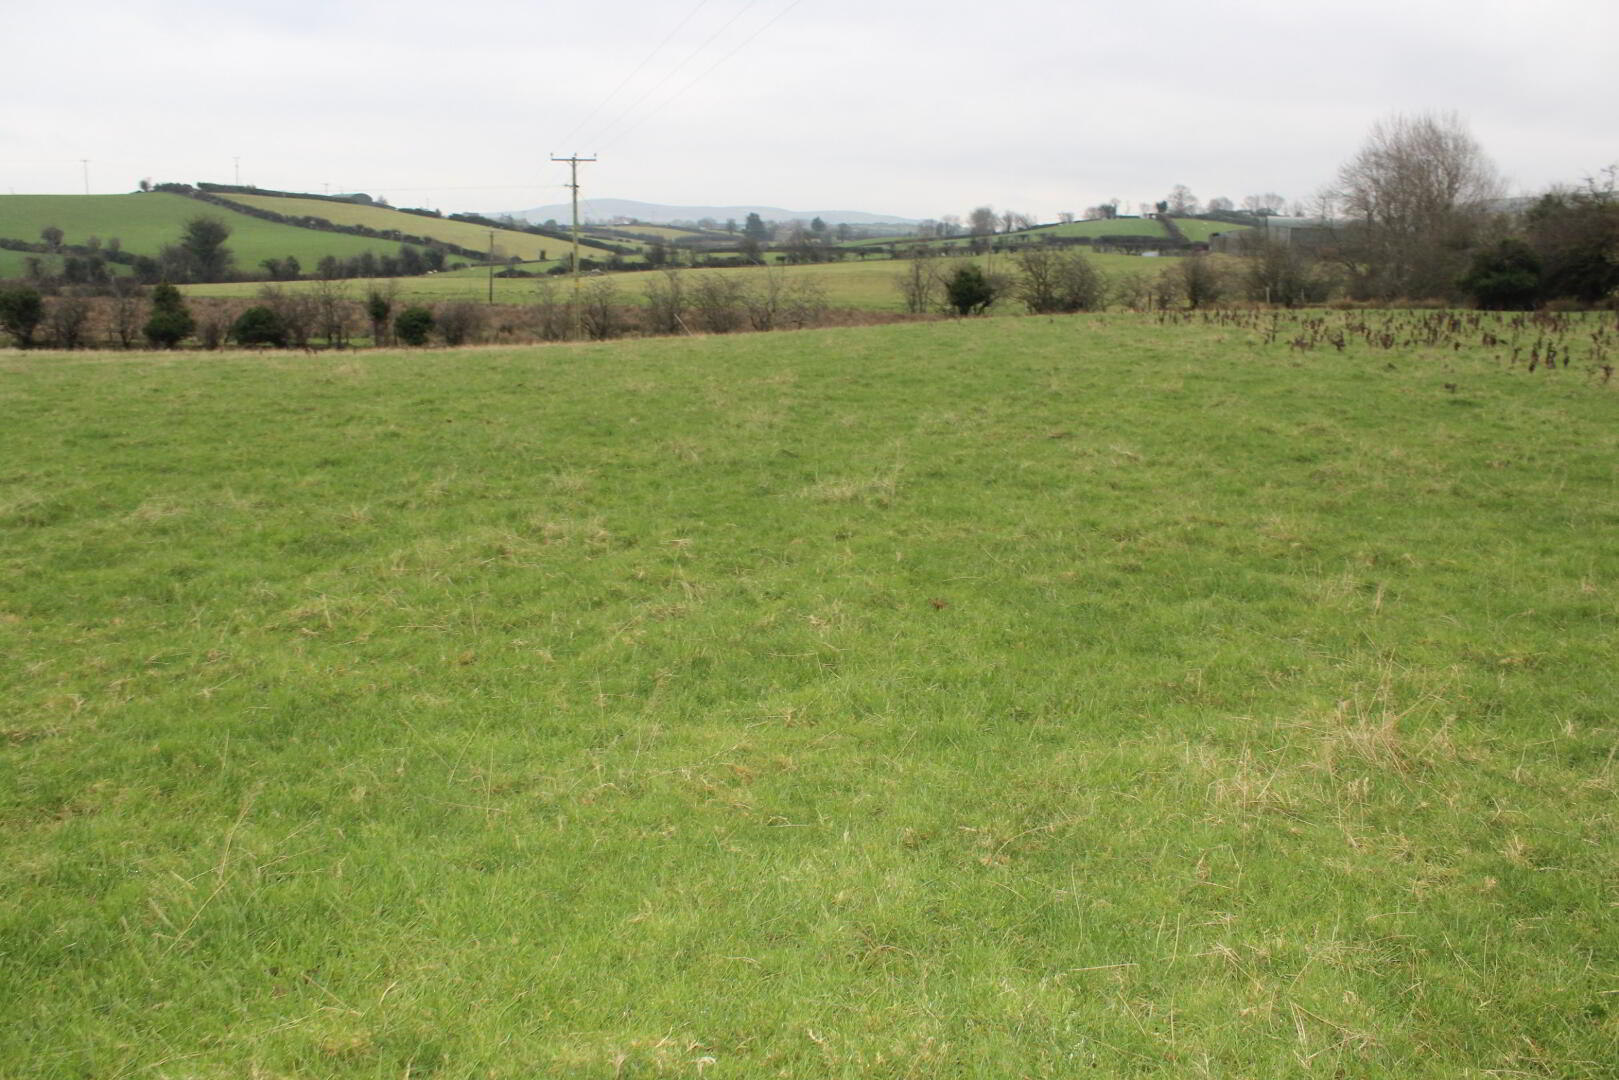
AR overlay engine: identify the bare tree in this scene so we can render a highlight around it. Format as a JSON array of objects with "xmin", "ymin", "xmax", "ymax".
[
  {"xmin": 1175, "ymin": 254, "xmax": 1225, "ymax": 309},
  {"xmin": 690, "ymin": 275, "xmax": 747, "ymax": 333},
  {"xmin": 107, "ymin": 279, "xmax": 144, "ymax": 349},
  {"xmin": 968, "ymin": 206, "xmax": 998, "ymax": 237},
  {"xmin": 435, "ymin": 301, "xmax": 484, "ymax": 346},
  {"xmin": 257, "ymin": 285, "xmax": 318, "ymax": 348},
  {"xmin": 1011, "ymin": 248, "xmax": 1106, "ymax": 313},
  {"xmin": 894, "ymin": 250, "xmax": 944, "ymax": 314},
  {"xmin": 780, "ymin": 276, "xmax": 828, "ymax": 329},
  {"xmin": 577, "ymin": 281, "xmax": 623, "ymax": 340},
  {"xmin": 643, "ymin": 267, "xmax": 688, "ymax": 335},
  {"xmin": 1237, "ymin": 233, "xmax": 1332, "ymax": 307},
  {"xmin": 531, "ymin": 280, "xmax": 572, "ymax": 340},
  {"xmin": 1166, "ymin": 185, "xmax": 1199, "ymax": 216},
  {"xmin": 312, "ymin": 279, "xmax": 352, "ymax": 347},
  {"xmin": 46, "ymin": 294, "xmax": 92, "ymax": 349},
  {"xmin": 1332, "ymin": 111, "xmax": 1502, "ymax": 299},
  {"xmin": 1242, "ymin": 193, "xmax": 1287, "ymax": 216}
]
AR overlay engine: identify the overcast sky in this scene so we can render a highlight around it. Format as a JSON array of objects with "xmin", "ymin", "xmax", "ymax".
[{"xmin": 6, "ymin": 0, "xmax": 1616, "ymax": 220}]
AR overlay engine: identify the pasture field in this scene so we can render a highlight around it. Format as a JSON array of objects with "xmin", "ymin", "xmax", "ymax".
[
  {"xmin": 593, "ymin": 224, "xmax": 713, "ymax": 242},
  {"xmin": 0, "ymin": 194, "xmax": 406, "ymax": 270},
  {"xmin": 214, "ymin": 195, "xmax": 617, "ymax": 263},
  {"xmin": 1171, "ymin": 219, "xmax": 1250, "ymax": 244},
  {"xmin": 184, "ymin": 252, "xmax": 1158, "ymax": 311},
  {"xmin": 848, "ymin": 218, "xmax": 1183, "ymax": 250},
  {"xmin": 3, "ymin": 313, "xmax": 1617, "ymax": 1078},
  {"xmin": 1022, "ymin": 218, "xmax": 1171, "ymax": 240},
  {"xmin": 0, "ymin": 249, "xmax": 66, "ymax": 279}
]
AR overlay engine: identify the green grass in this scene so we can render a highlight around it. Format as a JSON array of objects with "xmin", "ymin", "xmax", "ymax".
[
  {"xmin": 0, "ymin": 194, "xmax": 411, "ymax": 270},
  {"xmin": 601, "ymin": 224, "xmax": 713, "ymax": 241},
  {"xmin": 4, "ymin": 313, "xmax": 1617, "ymax": 1078},
  {"xmin": 1173, "ymin": 220, "xmax": 1251, "ymax": 243},
  {"xmin": 1022, "ymin": 218, "xmax": 1170, "ymax": 240},
  {"xmin": 185, "ymin": 253, "xmax": 1158, "ymax": 311},
  {"xmin": 0, "ymin": 249, "xmax": 58, "ymax": 279},
  {"xmin": 849, "ymin": 219, "xmax": 1174, "ymax": 249},
  {"xmin": 214, "ymin": 194, "xmax": 617, "ymax": 263}
]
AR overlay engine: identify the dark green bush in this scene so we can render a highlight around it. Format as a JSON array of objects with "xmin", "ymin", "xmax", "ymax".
[
  {"xmin": 394, "ymin": 306, "xmax": 434, "ymax": 346},
  {"xmin": 231, "ymin": 306, "xmax": 290, "ymax": 348},
  {"xmin": 143, "ymin": 283, "xmax": 195, "ymax": 349}
]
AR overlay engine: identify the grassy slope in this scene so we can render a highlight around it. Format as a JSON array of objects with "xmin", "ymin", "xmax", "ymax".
[
  {"xmin": 1174, "ymin": 219, "xmax": 1250, "ymax": 243},
  {"xmin": 3, "ymin": 314, "xmax": 1616, "ymax": 1078},
  {"xmin": 0, "ymin": 194, "xmax": 406, "ymax": 269},
  {"xmin": 185, "ymin": 252, "xmax": 1158, "ymax": 310},
  {"xmin": 1023, "ymin": 218, "xmax": 1170, "ymax": 240},
  {"xmin": 216, "ymin": 194, "xmax": 615, "ymax": 262},
  {"xmin": 0, "ymin": 249, "xmax": 61, "ymax": 279},
  {"xmin": 601, "ymin": 225, "xmax": 712, "ymax": 241}
]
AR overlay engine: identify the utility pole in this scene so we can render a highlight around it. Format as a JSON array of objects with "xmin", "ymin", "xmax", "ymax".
[
  {"xmin": 234, "ymin": 156, "xmax": 241, "ymax": 186},
  {"xmin": 487, "ymin": 231, "xmax": 495, "ymax": 304},
  {"xmin": 80, "ymin": 159, "xmax": 89, "ymax": 195},
  {"xmin": 550, "ymin": 154, "xmax": 596, "ymax": 339}
]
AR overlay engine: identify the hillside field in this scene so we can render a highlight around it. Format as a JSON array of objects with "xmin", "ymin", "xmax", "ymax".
[
  {"xmin": 601, "ymin": 224, "xmax": 715, "ymax": 241},
  {"xmin": 184, "ymin": 251, "xmax": 1160, "ymax": 310},
  {"xmin": 3, "ymin": 312, "xmax": 1616, "ymax": 1077},
  {"xmin": 1172, "ymin": 219, "xmax": 1250, "ymax": 243},
  {"xmin": 0, "ymin": 194, "xmax": 417, "ymax": 271},
  {"xmin": 214, "ymin": 194, "xmax": 617, "ymax": 262}
]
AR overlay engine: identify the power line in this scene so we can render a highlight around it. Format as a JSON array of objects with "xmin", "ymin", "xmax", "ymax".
[
  {"xmin": 550, "ymin": 155, "xmax": 597, "ymax": 340},
  {"xmin": 597, "ymin": 0, "xmax": 806, "ymax": 153},
  {"xmin": 554, "ymin": 0, "xmax": 715, "ymax": 152},
  {"xmin": 584, "ymin": 0, "xmax": 762, "ymax": 150}
]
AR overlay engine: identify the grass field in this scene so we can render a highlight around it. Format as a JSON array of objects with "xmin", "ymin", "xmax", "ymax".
[
  {"xmin": 4, "ymin": 313, "xmax": 1616, "ymax": 1078},
  {"xmin": 0, "ymin": 194, "xmax": 408, "ymax": 271},
  {"xmin": 1021, "ymin": 218, "xmax": 1170, "ymax": 240},
  {"xmin": 849, "ymin": 219, "xmax": 1252, "ymax": 250},
  {"xmin": 0, "ymin": 249, "xmax": 66, "ymax": 280},
  {"xmin": 184, "ymin": 252, "xmax": 1160, "ymax": 311},
  {"xmin": 591, "ymin": 225, "xmax": 711, "ymax": 242},
  {"xmin": 1172, "ymin": 220, "xmax": 1250, "ymax": 243},
  {"xmin": 214, "ymin": 195, "xmax": 618, "ymax": 263},
  {"xmin": 849, "ymin": 219, "xmax": 1180, "ymax": 249}
]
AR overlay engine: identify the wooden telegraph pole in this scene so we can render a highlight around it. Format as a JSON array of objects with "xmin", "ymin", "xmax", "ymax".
[{"xmin": 549, "ymin": 154, "xmax": 596, "ymax": 339}]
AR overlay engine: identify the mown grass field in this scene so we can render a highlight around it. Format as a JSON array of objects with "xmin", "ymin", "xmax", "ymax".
[
  {"xmin": 3, "ymin": 313, "xmax": 1616, "ymax": 1078},
  {"xmin": 0, "ymin": 194, "xmax": 414, "ymax": 272},
  {"xmin": 185, "ymin": 252, "xmax": 1160, "ymax": 311},
  {"xmin": 213, "ymin": 195, "xmax": 617, "ymax": 263}
]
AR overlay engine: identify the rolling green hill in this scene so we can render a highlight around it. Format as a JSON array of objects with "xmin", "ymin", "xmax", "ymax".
[
  {"xmin": 213, "ymin": 193, "xmax": 618, "ymax": 262},
  {"xmin": 0, "ymin": 194, "xmax": 413, "ymax": 274}
]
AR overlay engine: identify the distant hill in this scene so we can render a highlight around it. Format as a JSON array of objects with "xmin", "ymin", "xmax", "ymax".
[
  {"xmin": 502, "ymin": 199, "xmax": 918, "ymax": 227},
  {"xmin": 0, "ymin": 193, "xmax": 413, "ymax": 273}
]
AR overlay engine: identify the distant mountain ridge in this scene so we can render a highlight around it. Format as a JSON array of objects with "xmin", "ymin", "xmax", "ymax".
[{"xmin": 499, "ymin": 198, "xmax": 918, "ymax": 227}]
